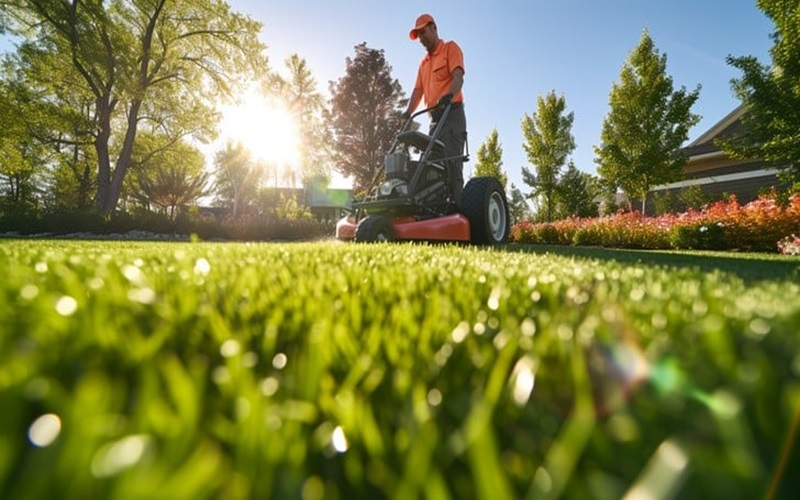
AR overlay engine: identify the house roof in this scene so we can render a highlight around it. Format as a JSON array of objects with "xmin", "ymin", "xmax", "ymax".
[{"xmin": 682, "ymin": 104, "xmax": 748, "ymax": 157}]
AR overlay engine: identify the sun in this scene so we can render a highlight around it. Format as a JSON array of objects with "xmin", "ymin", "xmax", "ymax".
[{"xmin": 219, "ymin": 88, "xmax": 301, "ymax": 171}]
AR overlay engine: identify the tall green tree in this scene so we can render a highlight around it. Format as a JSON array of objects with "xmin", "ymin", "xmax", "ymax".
[
  {"xmin": 267, "ymin": 54, "xmax": 330, "ymax": 183},
  {"xmin": 722, "ymin": 0, "xmax": 800, "ymax": 183},
  {"xmin": 521, "ymin": 91, "xmax": 576, "ymax": 222},
  {"xmin": 595, "ymin": 29, "xmax": 701, "ymax": 213},
  {"xmin": 328, "ymin": 43, "xmax": 407, "ymax": 191},
  {"xmin": 0, "ymin": 80, "xmax": 46, "ymax": 212},
  {"xmin": 474, "ymin": 128, "xmax": 508, "ymax": 189},
  {"xmin": 1, "ymin": 0, "xmax": 265, "ymax": 215},
  {"xmin": 213, "ymin": 140, "xmax": 262, "ymax": 218},
  {"xmin": 507, "ymin": 183, "xmax": 531, "ymax": 223},
  {"xmin": 556, "ymin": 162, "xmax": 599, "ymax": 219}
]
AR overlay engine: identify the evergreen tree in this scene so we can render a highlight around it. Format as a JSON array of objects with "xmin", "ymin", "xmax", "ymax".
[
  {"xmin": 507, "ymin": 183, "xmax": 532, "ymax": 223},
  {"xmin": 328, "ymin": 43, "xmax": 407, "ymax": 191},
  {"xmin": 267, "ymin": 54, "xmax": 330, "ymax": 183},
  {"xmin": 213, "ymin": 140, "xmax": 263, "ymax": 218},
  {"xmin": 521, "ymin": 91, "xmax": 576, "ymax": 222},
  {"xmin": 473, "ymin": 128, "xmax": 508, "ymax": 188},
  {"xmin": 595, "ymin": 29, "xmax": 701, "ymax": 213},
  {"xmin": 556, "ymin": 162, "xmax": 599, "ymax": 218},
  {"xmin": 723, "ymin": 0, "xmax": 800, "ymax": 183}
]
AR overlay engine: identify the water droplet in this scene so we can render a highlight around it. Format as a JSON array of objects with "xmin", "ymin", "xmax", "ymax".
[
  {"xmin": 194, "ymin": 258, "xmax": 211, "ymax": 276},
  {"xmin": 20, "ymin": 284, "xmax": 39, "ymax": 300},
  {"xmin": 28, "ymin": 413, "xmax": 61, "ymax": 447},
  {"xmin": 331, "ymin": 426, "xmax": 348, "ymax": 453},
  {"xmin": 91, "ymin": 435, "xmax": 151, "ymax": 478},
  {"xmin": 220, "ymin": 340, "xmax": 241, "ymax": 358},
  {"xmin": 55, "ymin": 296, "xmax": 78, "ymax": 316},
  {"xmin": 427, "ymin": 388, "xmax": 443, "ymax": 407},
  {"xmin": 272, "ymin": 353, "xmax": 288, "ymax": 370}
]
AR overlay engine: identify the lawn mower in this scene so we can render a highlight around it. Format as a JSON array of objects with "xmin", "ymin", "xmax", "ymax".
[{"xmin": 335, "ymin": 102, "xmax": 509, "ymax": 244}]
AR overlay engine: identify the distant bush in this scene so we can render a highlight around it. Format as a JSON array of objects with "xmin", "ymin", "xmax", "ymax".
[{"xmin": 0, "ymin": 209, "xmax": 335, "ymax": 241}]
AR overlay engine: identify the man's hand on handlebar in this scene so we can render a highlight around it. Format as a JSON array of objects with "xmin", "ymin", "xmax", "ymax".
[{"xmin": 436, "ymin": 93, "xmax": 453, "ymax": 108}]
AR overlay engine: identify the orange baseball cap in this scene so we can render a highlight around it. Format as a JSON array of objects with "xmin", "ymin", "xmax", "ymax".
[{"xmin": 409, "ymin": 14, "xmax": 434, "ymax": 40}]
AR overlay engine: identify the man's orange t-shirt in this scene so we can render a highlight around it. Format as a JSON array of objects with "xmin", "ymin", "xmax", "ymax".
[{"xmin": 414, "ymin": 39, "xmax": 465, "ymax": 108}]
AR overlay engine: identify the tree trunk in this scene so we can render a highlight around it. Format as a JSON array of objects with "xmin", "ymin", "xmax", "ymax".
[{"xmin": 94, "ymin": 96, "xmax": 114, "ymax": 214}]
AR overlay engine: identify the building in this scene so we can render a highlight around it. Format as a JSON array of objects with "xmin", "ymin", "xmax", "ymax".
[{"xmin": 649, "ymin": 105, "xmax": 790, "ymax": 208}]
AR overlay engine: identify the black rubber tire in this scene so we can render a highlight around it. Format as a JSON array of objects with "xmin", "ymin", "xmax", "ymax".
[
  {"xmin": 354, "ymin": 214, "xmax": 395, "ymax": 242},
  {"xmin": 460, "ymin": 177, "xmax": 509, "ymax": 245}
]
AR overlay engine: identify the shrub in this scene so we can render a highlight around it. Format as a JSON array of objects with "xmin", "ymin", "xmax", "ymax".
[{"xmin": 511, "ymin": 192, "xmax": 800, "ymax": 253}]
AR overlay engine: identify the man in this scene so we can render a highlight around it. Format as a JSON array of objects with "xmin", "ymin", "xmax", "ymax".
[{"xmin": 402, "ymin": 13, "xmax": 467, "ymax": 206}]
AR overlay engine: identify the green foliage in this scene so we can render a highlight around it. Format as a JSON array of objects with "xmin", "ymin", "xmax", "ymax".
[
  {"xmin": 128, "ymin": 138, "xmax": 209, "ymax": 218},
  {"xmin": 521, "ymin": 91, "xmax": 576, "ymax": 222},
  {"xmin": 595, "ymin": 29, "xmax": 701, "ymax": 213},
  {"xmin": 556, "ymin": 162, "xmax": 600, "ymax": 219},
  {"xmin": 0, "ymin": 241, "xmax": 798, "ymax": 498},
  {"xmin": 328, "ymin": 43, "xmax": 407, "ymax": 191},
  {"xmin": 474, "ymin": 128, "xmax": 508, "ymax": 188},
  {"xmin": 507, "ymin": 183, "xmax": 532, "ymax": 224},
  {"xmin": 1, "ymin": 0, "xmax": 266, "ymax": 214},
  {"xmin": 723, "ymin": 0, "xmax": 800, "ymax": 183},
  {"xmin": 213, "ymin": 140, "xmax": 264, "ymax": 218}
]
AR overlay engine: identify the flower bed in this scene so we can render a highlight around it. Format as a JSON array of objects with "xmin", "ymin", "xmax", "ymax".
[{"xmin": 511, "ymin": 192, "xmax": 800, "ymax": 253}]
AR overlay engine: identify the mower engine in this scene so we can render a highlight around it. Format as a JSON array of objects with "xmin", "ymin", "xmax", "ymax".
[{"xmin": 378, "ymin": 152, "xmax": 411, "ymax": 198}]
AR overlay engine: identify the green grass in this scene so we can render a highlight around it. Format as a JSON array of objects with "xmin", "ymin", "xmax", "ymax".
[{"xmin": 1, "ymin": 240, "xmax": 799, "ymax": 499}]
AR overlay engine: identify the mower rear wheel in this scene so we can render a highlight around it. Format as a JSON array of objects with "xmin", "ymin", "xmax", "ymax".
[
  {"xmin": 461, "ymin": 177, "xmax": 509, "ymax": 245},
  {"xmin": 355, "ymin": 214, "xmax": 395, "ymax": 242}
]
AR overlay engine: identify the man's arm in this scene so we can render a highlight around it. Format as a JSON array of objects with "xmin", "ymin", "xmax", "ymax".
[
  {"xmin": 448, "ymin": 67, "xmax": 464, "ymax": 98},
  {"xmin": 404, "ymin": 87, "xmax": 424, "ymax": 117}
]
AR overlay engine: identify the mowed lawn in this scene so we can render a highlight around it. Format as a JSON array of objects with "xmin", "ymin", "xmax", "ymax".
[{"xmin": 1, "ymin": 239, "xmax": 799, "ymax": 499}]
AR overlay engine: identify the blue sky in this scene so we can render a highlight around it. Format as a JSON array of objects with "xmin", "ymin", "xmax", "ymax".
[{"xmin": 236, "ymin": 0, "xmax": 775, "ymax": 189}]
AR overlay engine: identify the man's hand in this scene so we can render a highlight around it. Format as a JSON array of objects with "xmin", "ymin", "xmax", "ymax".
[
  {"xmin": 436, "ymin": 93, "xmax": 453, "ymax": 108},
  {"xmin": 400, "ymin": 110, "xmax": 411, "ymax": 121}
]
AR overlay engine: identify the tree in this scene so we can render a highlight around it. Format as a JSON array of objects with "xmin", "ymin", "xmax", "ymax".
[
  {"xmin": 722, "ymin": 0, "xmax": 800, "ymax": 183},
  {"xmin": 328, "ymin": 43, "xmax": 407, "ymax": 191},
  {"xmin": 0, "ymin": 77, "xmax": 50, "ymax": 213},
  {"xmin": 521, "ymin": 91, "xmax": 576, "ymax": 222},
  {"xmin": 556, "ymin": 162, "xmax": 599, "ymax": 219},
  {"xmin": 213, "ymin": 140, "xmax": 262, "ymax": 218},
  {"xmin": 1, "ymin": 1, "xmax": 265, "ymax": 215},
  {"xmin": 474, "ymin": 128, "xmax": 508, "ymax": 188},
  {"xmin": 267, "ymin": 54, "xmax": 330, "ymax": 183},
  {"xmin": 130, "ymin": 139, "xmax": 209, "ymax": 218},
  {"xmin": 507, "ymin": 183, "xmax": 532, "ymax": 223},
  {"xmin": 595, "ymin": 29, "xmax": 701, "ymax": 213}
]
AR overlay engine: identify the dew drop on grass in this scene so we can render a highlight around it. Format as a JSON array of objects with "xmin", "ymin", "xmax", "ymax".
[
  {"xmin": 261, "ymin": 377, "xmax": 279, "ymax": 396},
  {"xmin": 511, "ymin": 356, "xmax": 536, "ymax": 406},
  {"xmin": 331, "ymin": 426, "xmax": 348, "ymax": 453},
  {"xmin": 451, "ymin": 322, "xmax": 470, "ymax": 343},
  {"xmin": 748, "ymin": 318, "xmax": 770, "ymax": 337},
  {"xmin": 427, "ymin": 388, "xmax": 443, "ymax": 407},
  {"xmin": 194, "ymin": 257, "xmax": 211, "ymax": 276},
  {"xmin": 521, "ymin": 318, "xmax": 536, "ymax": 337},
  {"xmin": 220, "ymin": 340, "xmax": 241, "ymax": 358},
  {"xmin": 35, "ymin": 262, "xmax": 48, "ymax": 273},
  {"xmin": 55, "ymin": 296, "xmax": 78, "ymax": 316},
  {"xmin": 487, "ymin": 286, "xmax": 502, "ymax": 311},
  {"xmin": 272, "ymin": 353, "xmax": 288, "ymax": 369},
  {"xmin": 20, "ymin": 284, "xmax": 39, "ymax": 300},
  {"xmin": 28, "ymin": 413, "xmax": 61, "ymax": 447},
  {"xmin": 127, "ymin": 287, "xmax": 156, "ymax": 305},
  {"xmin": 91, "ymin": 435, "xmax": 152, "ymax": 478}
]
